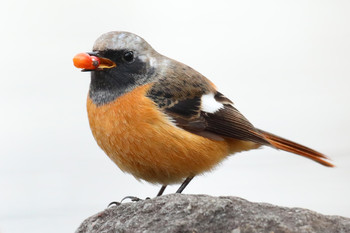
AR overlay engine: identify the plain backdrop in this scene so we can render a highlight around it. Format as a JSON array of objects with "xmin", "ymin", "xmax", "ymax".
[{"xmin": 1, "ymin": 0, "xmax": 350, "ymax": 232}]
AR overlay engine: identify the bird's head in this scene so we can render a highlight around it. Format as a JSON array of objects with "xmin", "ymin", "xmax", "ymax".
[{"xmin": 73, "ymin": 31, "xmax": 160, "ymax": 105}]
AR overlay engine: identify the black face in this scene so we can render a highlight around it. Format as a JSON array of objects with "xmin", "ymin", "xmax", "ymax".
[{"xmin": 89, "ymin": 49, "xmax": 155, "ymax": 106}]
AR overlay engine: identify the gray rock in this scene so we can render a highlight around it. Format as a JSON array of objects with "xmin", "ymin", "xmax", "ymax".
[{"xmin": 75, "ymin": 194, "xmax": 350, "ymax": 233}]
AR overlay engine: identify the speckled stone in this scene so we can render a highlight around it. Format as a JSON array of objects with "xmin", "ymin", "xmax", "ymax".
[{"xmin": 75, "ymin": 194, "xmax": 350, "ymax": 233}]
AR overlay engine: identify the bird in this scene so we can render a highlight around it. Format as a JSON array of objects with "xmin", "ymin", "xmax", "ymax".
[{"xmin": 73, "ymin": 31, "xmax": 333, "ymax": 197}]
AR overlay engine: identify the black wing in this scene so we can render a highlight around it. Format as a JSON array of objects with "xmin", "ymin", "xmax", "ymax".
[
  {"xmin": 148, "ymin": 86, "xmax": 269, "ymax": 145},
  {"xmin": 146, "ymin": 58, "xmax": 269, "ymax": 145}
]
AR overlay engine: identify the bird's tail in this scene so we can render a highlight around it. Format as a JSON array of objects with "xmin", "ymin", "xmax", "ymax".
[{"xmin": 257, "ymin": 129, "xmax": 334, "ymax": 167}]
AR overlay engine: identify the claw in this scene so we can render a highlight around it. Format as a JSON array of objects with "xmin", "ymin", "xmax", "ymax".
[
  {"xmin": 121, "ymin": 196, "xmax": 142, "ymax": 203},
  {"xmin": 107, "ymin": 201, "xmax": 121, "ymax": 207},
  {"xmin": 108, "ymin": 196, "xmax": 150, "ymax": 206}
]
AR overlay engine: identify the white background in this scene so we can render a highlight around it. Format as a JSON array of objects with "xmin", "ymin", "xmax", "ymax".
[{"xmin": 1, "ymin": 0, "xmax": 350, "ymax": 232}]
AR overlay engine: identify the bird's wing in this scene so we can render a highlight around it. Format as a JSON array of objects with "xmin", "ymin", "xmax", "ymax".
[
  {"xmin": 146, "ymin": 63, "xmax": 334, "ymax": 167},
  {"xmin": 146, "ymin": 67, "xmax": 269, "ymax": 145},
  {"xmin": 146, "ymin": 61, "xmax": 333, "ymax": 167}
]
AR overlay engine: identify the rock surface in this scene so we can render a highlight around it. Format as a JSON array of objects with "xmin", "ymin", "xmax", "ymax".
[{"xmin": 76, "ymin": 194, "xmax": 350, "ymax": 233}]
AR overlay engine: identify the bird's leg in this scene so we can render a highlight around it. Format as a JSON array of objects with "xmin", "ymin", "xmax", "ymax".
[
  {"xmin": 176, "ymin": 176, "xmax": 194, "ymax": 194},
  {"xmin": 108, "ymin": 178, "xmax": 192, "ymax": 207},
  {"xmin": 157, "ymin": 185, "xmax": 167, "ymax": 196}
]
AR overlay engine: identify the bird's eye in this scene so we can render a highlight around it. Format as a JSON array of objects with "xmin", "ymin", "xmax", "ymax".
[{"xmin": 123, "ymin": 51, "xmax": 134, "ymax": 63}]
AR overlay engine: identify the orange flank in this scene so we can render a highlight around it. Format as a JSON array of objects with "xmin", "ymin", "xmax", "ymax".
[{"xmin": 87, "ymin": 84, "xmax": 258, "ymax": 185}]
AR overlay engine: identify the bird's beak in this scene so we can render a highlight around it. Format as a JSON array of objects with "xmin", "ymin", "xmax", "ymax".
[{"xmin": 73, "ymin": 52, "xmax": 116, "ymax": 72}]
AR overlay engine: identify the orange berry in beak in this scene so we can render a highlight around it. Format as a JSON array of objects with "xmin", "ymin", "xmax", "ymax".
[{"xmin": 73, "ymin": 53, "xmax": 100, "ymax": 70}]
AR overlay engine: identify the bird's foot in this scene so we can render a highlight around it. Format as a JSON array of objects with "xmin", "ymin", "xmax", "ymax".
[
  {"xmin": 108, "ymin": 196, "xmax": 151, "ymax": 207},
  {"xmin": 107, "ymin": 201, "xmax": 121, "ymax": 207},
  {"xmin": 121, "ymin": 196, "xmax": 143, "ymax": 202}
]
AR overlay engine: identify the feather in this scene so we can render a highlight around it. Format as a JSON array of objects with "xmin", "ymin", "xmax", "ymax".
[{"xmin": 257, "ymin": 129, "xmax": 334, "ymax": 167}]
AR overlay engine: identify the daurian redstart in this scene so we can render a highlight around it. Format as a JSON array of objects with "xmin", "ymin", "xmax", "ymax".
[{"xmin": 73, "ymin": 31, "xmax": 333, "ymax": 196}]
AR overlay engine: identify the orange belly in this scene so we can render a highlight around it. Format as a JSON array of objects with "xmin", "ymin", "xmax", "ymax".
[{"xmin": 87, "ymin": 84, "xmax": 258, "ymax": 184}]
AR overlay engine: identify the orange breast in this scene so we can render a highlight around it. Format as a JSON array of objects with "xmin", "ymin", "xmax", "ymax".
[{"xmin": 87, "ymin": 84, "xmax": 257, "ymax": 185}]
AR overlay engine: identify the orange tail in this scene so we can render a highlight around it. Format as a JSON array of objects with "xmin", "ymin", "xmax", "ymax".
[{"xmin": 257, "ymin": 129, "xmax": 334, "ymax": 167}]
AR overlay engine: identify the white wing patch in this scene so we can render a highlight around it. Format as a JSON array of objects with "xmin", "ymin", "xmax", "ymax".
[{"xmin": 201, "ymin": 93, "xmax": 224, "ymax": 113}]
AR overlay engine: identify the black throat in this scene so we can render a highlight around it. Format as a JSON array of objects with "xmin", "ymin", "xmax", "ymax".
[
  {"xmin": 89, "ymin": 69, "xmax": 137, "ymax": 106},
  {"xmin": 89, "ymin": 66, "xmax": 156, "ymax": 106}
]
